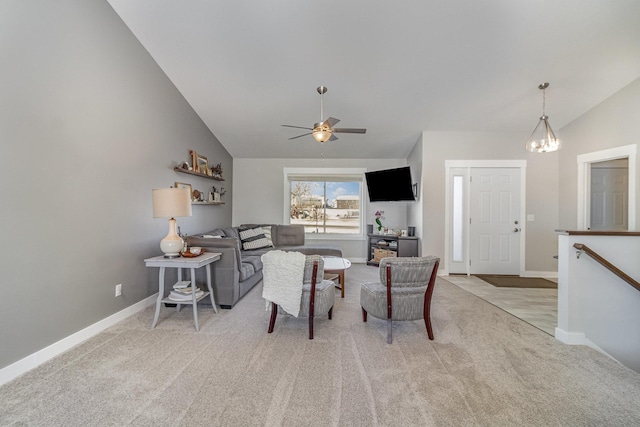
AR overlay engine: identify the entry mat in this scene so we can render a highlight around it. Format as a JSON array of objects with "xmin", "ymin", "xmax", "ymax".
[{"xmin": 474, "ymin": 275, "xmax": 557, "ymax": 289}]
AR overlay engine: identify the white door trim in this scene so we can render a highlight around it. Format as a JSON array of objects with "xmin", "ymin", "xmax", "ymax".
[
  {"xmin": 577, "ymin": 144, "xmax": 637, "ymax": 230},
  {"xmin": 445, "ymin": 160, "xmax": 527, "ymax": 276}
]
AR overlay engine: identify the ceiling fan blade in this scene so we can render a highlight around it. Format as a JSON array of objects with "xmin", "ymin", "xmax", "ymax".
[
  {"xmin": 323, "ymin": 117, "xmax": 340, "ymax": 128},
  {"xmin": 288, "ymin": 132, "xmax": 313, "ymax": 140},
  {"xmin": 282, "ymin": 124, "xmax": 313, "ymax": 130},
  {"xmin": 333, "ymin": 128, "xmax": 367, "ymax": 134},
  {"xmin": 329, "ymin": 133, "xmax": 338, "ymax": 141}
]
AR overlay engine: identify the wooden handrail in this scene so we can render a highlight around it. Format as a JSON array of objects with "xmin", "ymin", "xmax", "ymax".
[{"xmin": 573, "ymin": 243, "xmax": 640, "ymax": 292}]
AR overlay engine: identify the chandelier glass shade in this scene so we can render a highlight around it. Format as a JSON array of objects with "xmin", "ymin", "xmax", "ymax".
[{"xmin": 525, "ymin": 83, "xmax": 560, "ymax": 153}]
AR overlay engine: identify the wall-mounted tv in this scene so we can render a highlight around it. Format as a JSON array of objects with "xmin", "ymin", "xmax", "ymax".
[{"xmin": 365, "ymin": 166, "xmax": 416, "ymax": 202}]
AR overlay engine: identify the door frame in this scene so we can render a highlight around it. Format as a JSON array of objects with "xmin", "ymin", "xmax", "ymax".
[
  {"xmin": 444, "ymin": 160, "xmax": 527, "ymax": 276},
  {"xmin": 577, "ymin": 144, "xmax": 637, "ymax": 230}
]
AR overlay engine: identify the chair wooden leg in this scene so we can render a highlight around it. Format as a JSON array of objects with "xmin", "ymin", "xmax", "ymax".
[
  {"xmin": 268, "ymin": 303, "xmax": 277, "ymax": 333},
  {"xmin": 423, "ymin": 290, "xmax": 434, "ymax": 340},
  {"xmin": 328, "ymin": 306, "xmax": 333, "ymax": 320},
  {"xmin": 424, "ymin": 316, "xmax": 434, "ymax": 341},
  {"xmin": 386, "ymin": 264, "xmax": 393, "ymax": 344},
  {"xmin": 362, "ymin": 307, "xmax": 368, "ymax": 322},
  {"xmin": 422, "ymin": 259, "xmax": 439, "ymax": 341},
  {"xmin": 308, "ymin": 261, "xmax": 318, "ymax": 340}
]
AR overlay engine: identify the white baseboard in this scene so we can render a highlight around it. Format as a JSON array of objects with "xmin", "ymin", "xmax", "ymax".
[
  {"xmin": 0, "ymin": 294, "xmax": 157, "ymax": 386},
  {"xmin": 555, "ymin": 327, "xmax": 585, "ymax": 345},
  {"xmin": 554, "ymin": 327, "xmax": 620, "ymax": 364}
]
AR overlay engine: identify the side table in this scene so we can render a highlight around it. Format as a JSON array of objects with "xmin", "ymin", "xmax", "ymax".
[
  {"xmin": 322, "ymin": 257, "xmax": 352, "ymax": 298},
  {"xmin": 144, "ymin": 252, "xmax": 221, "ymax": 331}
]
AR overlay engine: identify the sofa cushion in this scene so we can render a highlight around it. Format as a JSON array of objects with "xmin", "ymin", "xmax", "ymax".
[
  {"xmin": 239, "ymin": 227, "xmax": 272, "ymax": 251},
  {"xmin": 239, "ymin": 262, "xmax": 256, "ymax": 282},
  {"xmin": 222, "ymin": 227, "xmax": 239, "ymax": 239},
  {"xmin": 201, "ymin": 229, "xmax": 225, "ymax": 238},
  {"xmin": 274, "ymin": 224, "xmax": 305, "ymax": 247},
  {"xmin": 242, "ymin": 255, "xmax": 263, "ymax": 272},
  {"xmin": 278, "ymin": 245, "xmax": 342, "ymax": 258}
]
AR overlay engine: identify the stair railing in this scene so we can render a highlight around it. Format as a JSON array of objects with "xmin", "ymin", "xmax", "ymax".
[{"xmin": 573, "ymin": 243, "xmax": 640, "ymax": 292}]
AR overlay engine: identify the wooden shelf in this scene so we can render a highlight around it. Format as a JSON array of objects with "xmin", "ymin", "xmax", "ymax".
[
  {"xmin": 192, "ymin": 201, "xmax": 225, "ymax": 205},
  {"xmin": 366, "ymin": 234, "xmax": 419, "ymax": 266},
  {"xmin": 174, "ymin": 167, "xmax": 224, "ymax": 181},
  {"xmin": 161, "ymin": 291, "xmax": 210, "ymax": 306}
]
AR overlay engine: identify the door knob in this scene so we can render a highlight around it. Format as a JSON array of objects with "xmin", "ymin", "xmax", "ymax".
[{"xmin": 513, "ymin": 228, "xmax": 521, "ymax": 232}]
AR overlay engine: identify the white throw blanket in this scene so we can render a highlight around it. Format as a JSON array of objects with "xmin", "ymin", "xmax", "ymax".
[{"xmin": 261, "ymin": 250, "xmax": 307, "ymax": 317}]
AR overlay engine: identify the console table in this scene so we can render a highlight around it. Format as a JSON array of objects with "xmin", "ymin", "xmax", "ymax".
[
  {"xmin": 366, "ymin": 234, "xmax": 419, "ymax": 266},
  {"xmin": 144, "ymin": 252, "xmax": 221, "ymax": 331}
]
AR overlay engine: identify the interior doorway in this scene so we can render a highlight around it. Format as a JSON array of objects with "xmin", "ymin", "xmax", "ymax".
[
  {"xmin": 577, "ymin": 144, "xmax": 637, "ymax": 231},
  {"xmin": 445, "ymin": 160, "xmax": 526, "ymax": 276},
  {"xmin": 590, "ymin": 158, "xmax": 628, "ymax": 230}
]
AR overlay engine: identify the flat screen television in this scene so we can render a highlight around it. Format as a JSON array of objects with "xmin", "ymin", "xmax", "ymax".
[{"xmin": 365, "ymin": 166, "xmax": 416, "ymax": 202}]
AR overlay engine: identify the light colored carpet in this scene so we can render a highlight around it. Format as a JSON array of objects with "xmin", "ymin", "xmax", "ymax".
[{"xmin": 1, "ymin": 264, "xmax": 639, "ymax": 426}]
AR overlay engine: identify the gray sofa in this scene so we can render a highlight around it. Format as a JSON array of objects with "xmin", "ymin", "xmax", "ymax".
[{"xmin": 186, "ymin": 224, "xmax": 342, "ymax": 309}]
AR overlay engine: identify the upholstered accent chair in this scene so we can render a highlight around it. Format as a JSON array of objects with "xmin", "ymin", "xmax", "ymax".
[
  {"xmin": 266, "ymin": 255, "xmax": 335, "ymax": 339},
  {"xmin": 361, "ymin": 256, "xmax": 440, "ymax": 344}
]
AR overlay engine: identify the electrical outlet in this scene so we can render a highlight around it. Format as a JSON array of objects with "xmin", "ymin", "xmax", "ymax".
[{"xmin": 115, "ymin": 284, "xmax": 122, "ymax": 297}]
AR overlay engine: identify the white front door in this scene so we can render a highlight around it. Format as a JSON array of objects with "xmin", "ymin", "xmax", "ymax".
[{"xmin": 469, "ymin": 167, "xmax": 521, "ymax": 274}]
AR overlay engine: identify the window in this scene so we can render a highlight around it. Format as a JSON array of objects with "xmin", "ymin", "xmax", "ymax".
[
  {"xmin": 284, "ymin": 168, "xmax": 366, "ymax": 237},
  {"xmin": 452, "ymin": 175, "xmax": 465, "ymax": 262}
]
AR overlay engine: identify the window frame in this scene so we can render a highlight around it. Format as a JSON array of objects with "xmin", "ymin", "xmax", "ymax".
[{"xmin": 283, "ymin": 167, "xmax": 367, "ymax": 240}]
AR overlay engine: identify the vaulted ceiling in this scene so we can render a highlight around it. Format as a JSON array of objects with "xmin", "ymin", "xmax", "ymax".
[{"xmin": 107, "ymin": 0, "xmax": 640, "ymax": 159}]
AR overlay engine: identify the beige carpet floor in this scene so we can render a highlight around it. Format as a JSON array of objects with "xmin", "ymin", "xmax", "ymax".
[{"xmin": 1, "ymin": 264, "xmax": 639, "ymax": 426}]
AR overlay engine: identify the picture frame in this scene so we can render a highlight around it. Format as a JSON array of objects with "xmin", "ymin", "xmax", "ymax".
[
  {"xmin": 196, "ymin": 153, "xmax": 208, "ymax": 175},
  {"xmin": 174, "ymin": 182, "xmax": 193, "ymax": 200},
  {"xmin": 189, "ymin": 150, "xmax": 197, "ymax": 172}
]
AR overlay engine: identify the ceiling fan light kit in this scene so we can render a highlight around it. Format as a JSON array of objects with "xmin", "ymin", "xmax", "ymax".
[
  {"xmin": 282, "ymin": 86, "xmax": 366, "ymax": 143},
  {"xmin": 525, "ymin": 82, "xmax": 560, "ymax": 153},
  {"xmin": 312, "ymin": 125, "xmax": 332, "ymax": 143}
]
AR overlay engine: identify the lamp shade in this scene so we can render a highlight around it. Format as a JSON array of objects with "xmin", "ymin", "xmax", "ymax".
[{"xmin": 152, "ymin": 188, "xmax": 192, "ymax": 218}]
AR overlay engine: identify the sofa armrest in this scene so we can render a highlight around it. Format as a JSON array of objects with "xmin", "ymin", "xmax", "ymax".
[{"xmin": 186, "ymin": 236, "xmax": 242, "ymax": 272}]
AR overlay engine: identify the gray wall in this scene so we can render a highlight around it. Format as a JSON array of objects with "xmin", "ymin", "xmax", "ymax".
[
  {"xmin": 232, "ymin": 158, "xmax": 413, "ymax": 260},
  {"xmin": 420, "ymin": 131, "xmax": 560, "ymax": 273},
  {"xmin": 558, "ymin": 77, "xmax": 640, "ymax": 230},
  {"xmin": 0, "ymin": 1, "xmax": 232, "ymax": 369},
  {"xmin": 406, "ymin": 135, "xmax": 424, "ymax": 250}
]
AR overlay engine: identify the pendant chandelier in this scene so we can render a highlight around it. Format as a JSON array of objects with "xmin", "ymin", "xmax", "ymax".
[{"xmin": 525, "ymin": 82, "xmax": 560, "ymax": 153}]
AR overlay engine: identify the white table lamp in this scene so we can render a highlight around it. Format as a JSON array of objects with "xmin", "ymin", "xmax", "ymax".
[{"xmin": 152, "ymin": 188, "xmax": 192, "ymax": 258}]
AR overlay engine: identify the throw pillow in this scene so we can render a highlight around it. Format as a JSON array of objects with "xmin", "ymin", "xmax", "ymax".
[
  {"xmin": 262, "ymin": 226, "xmax": 274, "ymax": 247},
  {"xmin": 239, "ymin": 227, "xmax": 272, "ymax": 251}
]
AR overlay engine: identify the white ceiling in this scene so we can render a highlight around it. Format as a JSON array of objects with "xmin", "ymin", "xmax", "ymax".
[{"xmin": 107, "ymin": 0, "xmax": 640, "ymax": 159}]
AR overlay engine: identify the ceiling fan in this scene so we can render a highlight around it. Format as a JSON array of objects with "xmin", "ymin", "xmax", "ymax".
[{"xmin": 282, "ymin": 86, "xmax": 367, "ymax": 143}]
